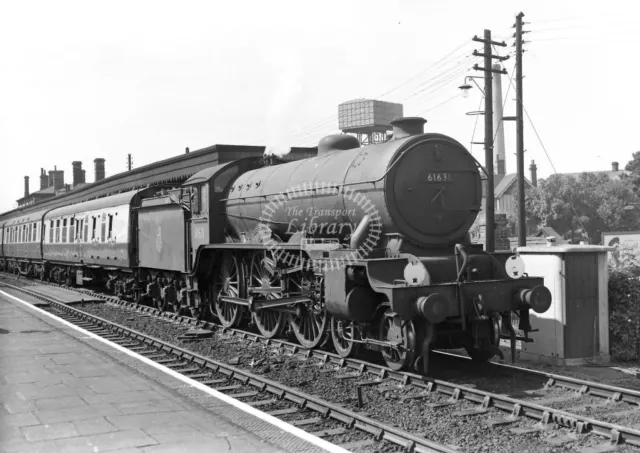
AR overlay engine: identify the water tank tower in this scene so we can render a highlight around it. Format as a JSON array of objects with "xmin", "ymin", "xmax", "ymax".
[{"xmin": 338, "ymin": 99, "xmax": 403, "ymax": 145}]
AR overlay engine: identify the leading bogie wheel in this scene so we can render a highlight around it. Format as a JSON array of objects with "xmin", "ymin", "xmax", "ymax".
[
  {"xmin": 330, "ymin": 317, "xmax": 360, "ymax": 358},
  {"xmin": 464, "ymin": 316, "xmax": 501, "ymax": 363},
  {"xmin": 378, "ymin": 308, "xmax": 416, "ymax": 371},
  {"xmin": 212, "ymin": 252, "xmax": 245, "ymax": 328}
]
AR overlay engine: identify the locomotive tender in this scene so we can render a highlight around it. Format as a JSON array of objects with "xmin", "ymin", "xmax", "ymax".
[{"xmin": 0, "ymin": 117, "xmax": 552, "ymax": 373}]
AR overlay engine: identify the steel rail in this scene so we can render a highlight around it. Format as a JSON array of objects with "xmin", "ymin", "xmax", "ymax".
[
  {"xmin": 4, "ymin": 276, "xmax": 640, "ymax": 450},
  {"xmin": 0, "ymin": 281, "xmax": 455, "ymax": 453}
]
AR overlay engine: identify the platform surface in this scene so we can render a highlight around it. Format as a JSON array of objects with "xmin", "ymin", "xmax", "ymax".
[
  {"xmin": 0, "ymin": 291, "xmax": 332, "ymax": 453},
  {"xmin": 22, "ymin": 284, "xmax": 104, "ymax": 305}
]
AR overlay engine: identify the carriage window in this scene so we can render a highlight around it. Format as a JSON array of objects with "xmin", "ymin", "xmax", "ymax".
[
  {"xmin": 70, "ymin": 218, "xmax": 75, "ymax": 242},
  {"xmin": 49, "ymin": 221, "xmax": 54, "ymax": 243},
  {"xmin": 101, "ymin": 215, "xmax": 106, "ymax": 242},
  {"xmin": 108, "ymin": 214, "xmax": 113, "ymax": 239},
  {"xmin": 32, "ymin": 223, "xmax": 37, "ymax": 242},
  {"xmin": 84, "ymin": 218, "xmax": 89, "ymax": 241},
  {"xmin": 23, "ymin": 225, "xmax": 27, "ymax": 243},
  {"xmin": 62, "ymin": 219, "xmax": 68, "ymax": 243},
  {"xmin": 55, "ymin": 219, "xmax": 60, "ymax": 243},
  {"xmin": 28, "ymin": 224, "xmax": 32, "ymax": 243},
  {"xmin": 92, "ymin": 217, "xmax": 97, "ymax": 240}
]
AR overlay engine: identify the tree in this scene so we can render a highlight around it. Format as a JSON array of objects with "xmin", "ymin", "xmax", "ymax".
[
  {"xmin": 625, "ymin": 151, "xmax": 640, "ymax": 174},
  {"xmin": 512, "ymin": 172, "xmax": 640, "ymax": 244}
]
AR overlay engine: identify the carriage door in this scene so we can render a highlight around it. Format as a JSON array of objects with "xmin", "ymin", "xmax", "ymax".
[
  {"xmin": 188, "ymin": 184, "xmax": 210, "ymax": 271},
  {"xmin": 74, "ymin": 217, "xmax": 82, "ymax": 261}
]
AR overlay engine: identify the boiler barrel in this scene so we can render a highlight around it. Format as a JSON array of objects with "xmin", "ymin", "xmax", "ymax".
[{"xmin": 223, "ymin": 134, "xmax": 482, "ymax": 247}]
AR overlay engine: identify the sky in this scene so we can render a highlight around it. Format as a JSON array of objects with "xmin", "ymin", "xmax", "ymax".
[{"xmin": 1, "ymin": 0, "xmax": 638, "ymax": 213}]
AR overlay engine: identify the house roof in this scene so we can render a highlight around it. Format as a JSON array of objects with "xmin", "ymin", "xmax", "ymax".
[{"xmin": 494, "ymin": 173, "xmax": 533, "ymax": 198}]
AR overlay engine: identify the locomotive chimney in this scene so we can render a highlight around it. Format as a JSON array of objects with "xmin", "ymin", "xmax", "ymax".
[
  {"xmin": 94, "ymin": 158, "xmax": 105, "ymax": 182},
  {"xmin": 39, "ymin": 168, "xmax": 47, "ymax": 190},
  {"xmin": 72, "ymin": 161, "xmax": 85, "ymax": 187},
  {"xmin": 317, "ymin": 134, "xmax": 360, "ymax": 156},
  {"xmin": 185, "ymin": 147, "xmax": 190, "ymax": 154},
  {"xmin": 24, "ymin": 176, "xmax": 29, "ymax": 198},
  {"xmin": 612, "ymin": 161, "xmax": 619, "ymax": 172},
  {"xmin": 529, "ymin": 160, "xmax": 537, "ymax": 187},
  {"xmin": 390, "ymin": 117, "xmax": 427, "ymax": 140}
]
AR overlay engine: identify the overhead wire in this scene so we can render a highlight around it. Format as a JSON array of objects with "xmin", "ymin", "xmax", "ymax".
[
  {"xmin": 252, "ymin": 39, "xmax": 476, "ymax": 145},
  {"xmin": 290, "ymin": 49, "xmax": 476, "ymax": 145}
]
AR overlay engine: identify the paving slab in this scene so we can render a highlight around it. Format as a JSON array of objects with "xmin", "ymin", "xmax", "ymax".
[
  {"xmin": 0, "ymin": 289, "xmax": 340, "ymax": 453},
  {"xmin": 9, "ymin": 283, "xmax": 104, "ymax": 305}
]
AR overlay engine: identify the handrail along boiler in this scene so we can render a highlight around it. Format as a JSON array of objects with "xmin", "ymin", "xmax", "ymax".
[{"xmin": 0, "ymin": 116, "xmax": 551, "ymax": 374}]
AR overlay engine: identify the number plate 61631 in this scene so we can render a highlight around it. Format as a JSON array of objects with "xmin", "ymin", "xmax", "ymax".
[{"xmin": 424, "ymin": 172, "xmax": 452, "ymax": 182}]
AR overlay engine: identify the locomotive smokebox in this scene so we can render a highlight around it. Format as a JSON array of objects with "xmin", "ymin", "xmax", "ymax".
[
  {"xmin": 390, "ymin": 117, "xmax": 427, "ymax": 140},
  {"xmin": 318, "ymin": 134, "xmax": 360, "ymax": 156}
]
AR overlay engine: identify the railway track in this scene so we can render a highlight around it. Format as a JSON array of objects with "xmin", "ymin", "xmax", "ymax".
[
  {"xmin": 0, "ymin": 279, "xmax": 456, "ymax": 453},
  {"xmin": 3, "ymin": 276, "xmax": 640, "ymax": 452}
]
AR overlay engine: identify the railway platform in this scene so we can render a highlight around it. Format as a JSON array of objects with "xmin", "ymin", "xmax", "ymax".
[{"xmin": 0, "ymin": 289, "xmax": 342, "ymax": 453}]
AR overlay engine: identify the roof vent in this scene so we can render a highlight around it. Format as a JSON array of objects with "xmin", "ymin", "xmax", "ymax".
[
  {"xmin": 318, "ymin": 134, "xmax": 360, "ymax": 156},
  {"xmin": 390, "ymin": 117, "xmax": 427, "ymax": 140}
]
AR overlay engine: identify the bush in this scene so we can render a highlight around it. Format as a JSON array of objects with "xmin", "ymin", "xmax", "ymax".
[{"xmin": 608, "ymin": 269, "xmax": 640, "ymax": 361}]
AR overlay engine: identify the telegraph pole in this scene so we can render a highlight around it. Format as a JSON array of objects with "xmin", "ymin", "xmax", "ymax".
[
  {"xmin": 515, "ymin": 12, "xmax": 526, "ymax": 246},
  {"xmin": 473, "ymin": 30, "xmax": 508, "ymax": 252}
]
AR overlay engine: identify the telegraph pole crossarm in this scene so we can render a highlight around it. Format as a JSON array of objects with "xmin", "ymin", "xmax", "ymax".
[
  {"xmin": 473, "ymin": 64, "xmax": 508, "ymax": 74},
  {"xmin": 472, "ymin": 35, "xmax": 507, "ymax": 47},
  {"xmin": 472, "ymin": 50, "xmax": 510, "ymax": 61}
]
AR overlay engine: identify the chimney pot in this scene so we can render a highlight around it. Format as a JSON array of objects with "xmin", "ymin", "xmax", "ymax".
[
  {"xmin": 612, "ymin": 161, "xmax": 619, "ymax": 172},
  {"xmin": 94, "ymin": 158, "xmax": 106, "ymax": 182},
  {"xmin": 39, "ymin": 168, "xmax": 48, "ymax": 190},
  {"xmin": 72, "ymin": 161, "xmax": 85, "ymax": 186},
  {"xmin": 24, "ymin": 176, "xmax": 29, "ymax": 198},
  {"xmin": 529, "ymin": 159, "xmax": 538, "ymax": 187},
  {"xmin": 52, "ymin": 170, "xmax": 64, "ymax": 191},
  {"xmin": 390, "ymin": 117, "xmax": 427, "ymax": 140}
]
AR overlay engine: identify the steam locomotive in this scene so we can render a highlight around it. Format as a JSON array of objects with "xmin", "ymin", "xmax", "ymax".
[{"xmin": 0, "ymin": 117, "xmax": 552, "ymax": 373}]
